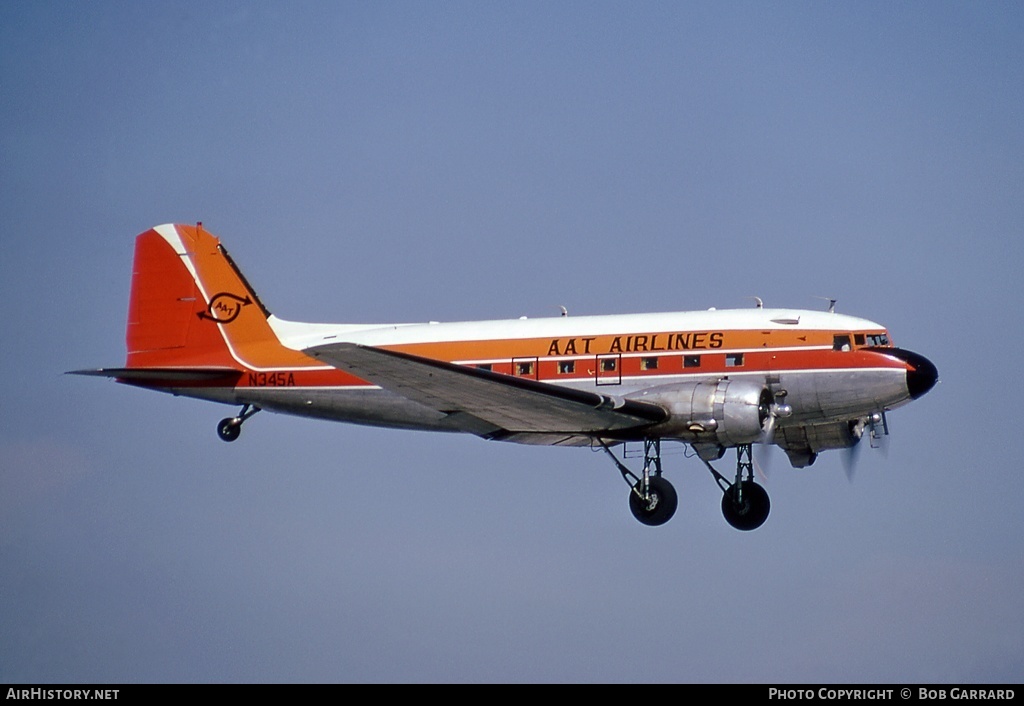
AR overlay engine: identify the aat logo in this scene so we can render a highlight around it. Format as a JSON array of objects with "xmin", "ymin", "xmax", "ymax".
[{"xmin": 198, "ymin": 292, "xmax": 252, "ymax": 324}]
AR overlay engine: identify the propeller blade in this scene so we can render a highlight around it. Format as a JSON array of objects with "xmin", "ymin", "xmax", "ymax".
[
  {"xmin": 842, "ymin": 437, "xmax": 863, "ymax": 483},
  {"xmin": 759, "ymin": 410, "xmax": 776, "ymax": 445},
  {"xmin": 753, "ymin": 443, "xmax": 774, "ymax": 480},
  {"xmin": 754, "ymin": 400, "xmax": 789, "ymax": 479}
]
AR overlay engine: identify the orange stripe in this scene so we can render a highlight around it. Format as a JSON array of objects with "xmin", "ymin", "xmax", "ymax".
[{"xmin": 383, "ymin": 328, "xmax": 888, "ymax": 362}]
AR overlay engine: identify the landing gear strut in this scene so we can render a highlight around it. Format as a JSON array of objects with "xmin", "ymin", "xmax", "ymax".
[
  {"xmin": 217, "ymin": 404, "xmax": 260, "ymax": 442},
  {"xmin": 600, "ymin": 439, "xmax": 678, "ymax": 526},
  {"xmin": 700, "ymin": 444, "xmax": 771, "ymax": 531}
]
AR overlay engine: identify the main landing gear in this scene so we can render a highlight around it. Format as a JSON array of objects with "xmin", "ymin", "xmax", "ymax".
[
  {"xmin": 701, "ymin": 444, "xmax": 771, "ymax": 531},
  {"xmin": 217, "ymin": 404, "xmax": 261, "ymax": 442},
  {"xmin": 600, "ymin": 439, "xmax": 678, "ymax": 526},
  {"xmin": 600, "ymin": 439, "xmax": 770, "ymax": 530}
]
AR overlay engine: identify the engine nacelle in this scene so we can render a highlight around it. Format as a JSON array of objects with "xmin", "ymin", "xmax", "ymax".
[
  {"xmin": 776, "ymin": 421, "xmax": 863, "ymax": 468},
  {"xmin": 628, "ymin": 379, "xmax": 770, "ymax": 447}
]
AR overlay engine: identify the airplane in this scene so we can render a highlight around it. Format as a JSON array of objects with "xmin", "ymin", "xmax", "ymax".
[{"xmin": 71, "ymin": 223, "xmax": 939, "ymax": 530}]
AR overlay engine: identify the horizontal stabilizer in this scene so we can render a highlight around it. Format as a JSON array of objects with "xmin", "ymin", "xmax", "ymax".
[{"xmin": 67, "ymin": 367, "xmax": 241, "ymax": 383}]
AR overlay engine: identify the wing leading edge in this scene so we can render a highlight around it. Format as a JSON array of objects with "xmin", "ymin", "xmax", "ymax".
[{"xmin": 304, "ymin": 342, "xmax": 668, "ymax": 443}]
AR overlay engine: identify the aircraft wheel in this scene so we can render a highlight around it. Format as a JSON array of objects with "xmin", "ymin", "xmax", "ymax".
[
  {"xmin": 217, "ymin": 418, "xmax": 241, "ymax": 442},
  {"xmin": 629, "ymin": 476, "xmax": 678, "ymax": 526},
  {"xmin": 721, "ymin": 480, "xmax": 770, "ymax": 531}
]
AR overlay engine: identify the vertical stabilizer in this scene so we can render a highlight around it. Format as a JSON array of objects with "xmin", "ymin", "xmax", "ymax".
[{"xmin": 125, "ymin": 224, "xmax": 298, "ymax": 371}]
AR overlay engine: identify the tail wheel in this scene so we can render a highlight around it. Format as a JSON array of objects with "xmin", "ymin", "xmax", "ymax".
[
  {"xmin": 721, "ymin": 480, "xmax": 770, "ymax": 531},
  {"xmin": 629, "ymin": 475, "xmax": 678, "ymax": 526},
  {"xmin": 217, "ymin": 418, "xmax": 241, "ymax": 442},
  {"xmin": 216, "ymin": 404, "xmax": 259, "ymax": 442}
]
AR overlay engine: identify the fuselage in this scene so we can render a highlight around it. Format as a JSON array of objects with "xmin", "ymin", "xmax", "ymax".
[{"xmin": 155, "ymin": 307, "xmax": 933, "ymax": 445}]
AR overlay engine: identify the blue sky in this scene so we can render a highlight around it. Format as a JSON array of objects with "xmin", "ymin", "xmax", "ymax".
[{"xmin": 2, "ymin": 1, "xmax": 1022, "ymax": 682}]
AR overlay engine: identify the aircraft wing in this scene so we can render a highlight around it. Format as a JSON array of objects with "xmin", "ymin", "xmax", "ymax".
[{"xmin": 304, "ymin": 342, "xmax": 668, "ymax": 439}]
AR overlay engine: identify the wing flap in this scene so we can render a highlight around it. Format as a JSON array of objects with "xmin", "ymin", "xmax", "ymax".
[{"xmin": 304, "ymin": 343, "xmax": 667, "ymax": 435}]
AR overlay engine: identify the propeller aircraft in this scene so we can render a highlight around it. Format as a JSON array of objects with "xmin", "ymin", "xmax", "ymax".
[{"xmin": 71, "ymin": 224, "xmax": 938, "ymax": 530}]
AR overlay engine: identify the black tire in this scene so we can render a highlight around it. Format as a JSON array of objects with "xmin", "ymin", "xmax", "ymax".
[
  {"xmin": 629, "ymin": 476, "xmax": 678, "ymax": 526},
  {"xmin": 217, "ymin": 418, "xmax": 241, "ymax": 442},
  {"xmin": 721, "ymin": 480, "xmax": 770, "ymax": 531}
]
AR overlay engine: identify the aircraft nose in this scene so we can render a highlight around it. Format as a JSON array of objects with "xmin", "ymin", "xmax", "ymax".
[{"xmin": 887, "ymin": 348, "xmax": 939, "ymax": 399}]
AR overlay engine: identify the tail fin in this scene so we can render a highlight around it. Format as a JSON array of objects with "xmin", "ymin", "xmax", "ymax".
[{"xmin": 125, "ymin": 224, "xmax": 302, "ymax": 371}]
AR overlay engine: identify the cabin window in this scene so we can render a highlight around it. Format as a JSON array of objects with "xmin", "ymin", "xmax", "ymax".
[
  {"xmin": 516, "ymin": 361, "xmax": 534, "ymax": 376},
  {"xmin": 725, "ymin": 353, "xmax": 744, "ymax": 367},
  {"xmin": 477, "ymin": 363, "xmax": 492, "ymax": 372},
  {"xmin": 684, "ymin": 355, "xmax": 701, "ymax": 368},
  {"xmin": 833, "ymin": 334, "xmax": 852, "ymax": 352},
  {"xmin": 601, "ymin": 358, "xmax": 617, "ymax": 372},
  {"xmin": 558, "ymin": 360, "xmax": 575, "ymax": 374},
  {"xmin": 640, "ymin": 357, "xmax": 658, "ymax": 371}
]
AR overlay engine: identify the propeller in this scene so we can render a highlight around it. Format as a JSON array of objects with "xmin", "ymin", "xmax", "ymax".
[
  {"xmin": 754, "ymin": 391, "xmax": 792, "ymax": 478},
  {"xmin": 842, "ymin": 412, "xmax": 889, "ymax": 482},
  {"xmin": 869, "ymin": 411, "xmax": 891, "ymax": 454}
]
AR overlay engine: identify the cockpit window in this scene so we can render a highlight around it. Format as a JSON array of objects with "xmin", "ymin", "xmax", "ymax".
[
  {"xmin": 833, "ymin": 334, "xmax": 852, "ymax": 352},
  {"xmin": 866, "ymin": 333, "xmax": 890, "ymax": 347}
]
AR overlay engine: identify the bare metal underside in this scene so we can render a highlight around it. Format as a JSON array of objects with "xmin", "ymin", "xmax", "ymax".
[{"xmin": 153, "ymin": 362, "xmax": 917, "ymax": 456}]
